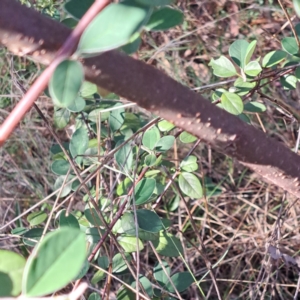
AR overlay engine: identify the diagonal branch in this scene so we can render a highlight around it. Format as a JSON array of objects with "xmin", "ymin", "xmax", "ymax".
[{"xmin": 1, "ymin": 0, "xmax": 300, "ymax": 197}]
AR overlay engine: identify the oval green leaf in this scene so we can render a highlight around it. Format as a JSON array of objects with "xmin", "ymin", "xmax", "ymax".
[
  {"xmin": 77, "ymin": 3, "xmax": 151, "ymax": 54},
  {"xmin": 153, "ymin": 232, "xmax": 183, "ymax": 257},
  {"xmin": 53, "ymin": 108, "xmax": 70, "ymax": 129},
  {"xmin": 115, "ymin": 141, "xmax": 133, "ymax": 173},
  {"xmin": 178, "ymin": 172, "xmax": 202, "ymax": 199},
  {"xmin": 221, "ymin": 91, "xmax": 243, "ymax": 115},
  {"xmin": 142, "ymin": 126, "xmax": 160, "ymax": 150},
  {"xmin": 0, "ymin": 250, "xmax": 26, "ymax": 296},
  {"xmin": 67, "ymin": 96, "xmax": 86, "ymax": 112},
  {"xmin": 134, "ymin": 178, "xmax": 156, "ymax": 205},
  {"xmin": 244, "ymin": 101, "xmax": 266, "ymax": 113},
  {"xmin": 69, "ymin": 127, "xmax": 89, "ymax": 165},
  {"xmin": 244, "ymin": 61, "xmax": 262, "ymax": 77},
  {"xmin": 209, "ymin": 56, "xmax": 237, "ymax": 77},
  {"xmin": 153, "ymin": 260, "xmax": 170, "ymax": 287},
  {"xmin": 262, "ymin": 50, "xmax": 286, "ymax": 68},
  {"xmin": 180, "ymin": 155, "xmax": 198, "ymax": 172},
  {"xmin": 22, "ymin": 228, "xmax": 44, "ymax": 247},
  {"xmin": 244, "ymin": 40, "xmax": 257, "ymax": 66},
  {"xmin": 59, "ymin": 209, "xmax": 80, "ymax": 229},
  {"xmin": 109, "ymin": 103, "xmax": 125, "ymax": 132},
  {"xmin": 166, "ymin": 272, "xmax": 194, "ymax": 293},
  {"xmin": 112, "ymin": 253, "xmax": 132, "ymax": 273},
  {"xmin": 27, "ymin": 211, "xmax": 47, "ymax": 226},
  {"xmin": 229, "ymin": 39, "xmax": 249, "ymax": 68},
  {"xmin": 51, "ymin": 160, "xmax": 70, "ymax": 176},
  {"xmin": 179, "ymin": 131, "xmax": 197, "ymax": 144},
  {"xmin": 137, "ymin": 209, "xmax": 163, "ymax": 233},
  {"xmin": 49, "ymin": 60, "xmax": 83, "ymax": 107},
  {"xmin": 22, "ymin": 228, "xmax": 86, "ymax": 297},
  {"xmin": 154, "ymin": 135, "xmax": 175, "ymax": 152},
  {"xmin": 118, "ymin": 236, "xmax": 144, "ymax": 253},
  {"xmin": 158, "ymin": 120, "xmax": 175, "ymax": 132},
  {"xmin": 54, "ymin": 175, "xmax": 73, "ymax": 198},
  {"xmin": 282, "ymin": 37, "xmax": 299, "ymax": 55}
]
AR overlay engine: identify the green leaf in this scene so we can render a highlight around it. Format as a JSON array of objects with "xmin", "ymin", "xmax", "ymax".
[
  {"xmin": 88, "ymin": 108, "xmax": 110, "ymax": 123},
  {"xmin": 239, "ymin": 113, "xmax": 251, "ymax": 124},
  {"xmin": 165, "ymin": 272, "xmax": 194, "ymax": 293},
  {"xmin": 64, "ymin": 0, "xmax": 94, "ymax": 19},
  {"xmin": 85, "ymin": 207, "xmax": 103, "ymax": 226},
  {"xmin": 142, "ymin": 126, "xmax": 160, "ymax": 150},
  {"xmin": 115, "ymin": 141, "xmax": 133, "ymax": 173},
  {"xmin": 209, "ymin": 56, "xmax": 237, "ymax": 77},
  {"xmin": 120, "ymin": 212, "xmax": 136, "ymax": 235},
  {"xmin": 262, "ymin": 50, "xmax": 286, "ymax": 68},
  {"xmin": 179, "ymin": 131, "xmax": 197, "ymax": 144},
  {"xmin": 88, "ymin": 292, "xmax": 101, "ymax": 300},
  {"xmin": 294, "ymin": 0, "xmax": 300, "ymax": 17},
  {"xmin": 22, "ymin": 228, "xmax": 44, "ymax": 247},
  {"xmin": 54, "ymin": 175, "xmax": 73, "ymax": 198},
  {"xmin": 22, "ymin": 228, "xmax": 86, "ymax": 297},
  {"xmin": 233, "ymin": 78, "xmax": 255, "ymax": 96},
  {"xmin": 144, "ymin": 153, "xmax": 157, "ymax": 167},
  {"xmin": 244, "ymin": 101, "xmax": 266, "ymax": 113},
  {"xmin": 11, "ymin": 227, "xmax": 27, "ymax": 236},
  {"xmin": 134, "ymin": 178, "xmax": 156, "ymax": 205},
  {"xmin": 69, "ymin": 127, "xmax": 89, "ymax": 165},
  {"xmin": 229, "ymin": 39, "xmax": 249, "ymax": 68},
  {"xmin": 145, "ymin": 7, "xmax": 183, "ymax": 31},
  {"xmin": 131, "ymin": 275, "xmax": 153, "ymax": 297},
  {"xmin": 109, "ymin": 103, "xmax": 125, "ymax": 132},
  {"xmin": 118, "ymin": 236, "xmax": 144, "ymax": 253},
  {"xmin": 117, "ymin": 288, "xmax": 135, "ymax": 300},
  {"xmin": 221, "ymin": 91, "xmax": 243, "ymax": 115},
  {"xmin": 281, "ymin": 37, "xmax": 299, "ymax": 55},
  {"xmin": 91, "ymin": 269, "xmax": 106, "ymax": 284},
  {"xmin": 80, "ymin": 81, "xmax": 98, "ymax": 98},
  {"xmin": 51, "ymin": 160, "xmax": 70, "ymax": 175},
  {"xmin": 53, "ymin": 108, "xmax": 70, "ymax": 129},
  {"xmin": 112, "ymin": 253, "xmax": 132, "ymax": 273},
  {"xmin": 0, "ymin": 250, "xmax": 26, "ymax": 296},
  {"xmin": 154, "ymin": 135, "xmax": 175, "ymax": 152},
  {"xmin": 244, "ymin": 40, "xmax": 257, "ymax": 66},
  {"xmin": 244, "ymin": 61, "xmax": 262, "ymax": 77},
  {"xmin": 137, "ymin": 209, "xmax": 163, "ymax": 232},
  {"xmin": 136, "ymin": 0, "xmax": 174, "ymax": 5},
  {"xmin": 153, "ymin": 232, "xmax": 183, "ymax": 257},
  {"xmin": 59, "ymin": 210, "xmax": 80, "ymax": 229},
  {"xmin": 86, "ymin": 227, "xmax": 104, "ymax": 243},
  {"xmin": 280, "ymin": 74, "xmax": 298, "ymax": 90},
  {"xmin": 67, "ymin": 97, "xmax": 86, "ymax": 112},
  {"xmin": 178, "ymin": 172, "xmax": 202, "ymax": 199},
  {"xmin": 158, "ymin": 120, "xmax": 175, "ymax": 132},
  {"xmin": 77, "ymin": 3, "xmax": 151, "ymax": 55},
  {"xmin": 153, "ymin": 260, "xmax": 170, "ymax": 287},
  {"xmin": 27, "ymin": 211, "xmax": 47, "ymax": 226},
  {"xmin": 121, "ymin": 33, "xmax": 141, "ymax": 54},
  {"xmin": 49, "ymin": 60, "xmax": 83, "ymax": 107},
  {"xmin": 138, "ymin": 230, "xmax": 159, "ymax": 241},
  {"xmin": 180, "ymin": 155, "xmax": 198, "ymax": 172},
  {"xmin": 61, "ymin": 17, "xmax": 78, "ymax": 29}
]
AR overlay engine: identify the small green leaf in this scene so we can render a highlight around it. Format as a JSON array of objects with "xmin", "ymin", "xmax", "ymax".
[
  {"xmin": 22, "ymin": 228, "xmax": 86, "ymax": 297},
  {"xmin": 54, "ymin": 175, "xmax": 72, "ymax": 198},
  {"xmin": 165, "ymin": 272, "xmax": 194, "ymax": 293},
  {"xmin": 154, "ymin": 135, "xmax": 175, "ymax": 152},
  {"xmin": 69, "ymin": 127, "xmax": 89, "ymax": 165},
  {"xmin": 115, "ymin": 141, "xmax": 133, "ymax": 173},
  {"xmin": 67, "ymin": 97, "xmax": 86, "ymax": 112},
  {"xmin": 142, "ymin": 126, "xmax": 160, "ymax": 150},
  {"xmin": 88, "ymin": 108, "xmax": 110, "ymax": 123},
  {"xmin": 209, "ymin": 56, "xmax": 237, "ymax": 77},
  {"xmin": 158, "ymin": 120, "xmax": 175, "ymax": 132},
  {"xmin": 134, "ymin": 178, "xmax": 156, "ymax": 205},
  {"xmin": 117, "ymin": 288, "xmax": 135, "ymax": 300},
  {"xmin": 179, "ymin": 131, "xmax": 197, "ymax": 144},
  {"xmin": 180, "ymin": 155, "xmax": 198, "ymax": 172},
  {"xmin": 144, "ymin": 154, "xmax": 157, "ymax": 167},
  {"xmin": 221, "ymin": 91, "xmax": 243, "ymax": 115},
  {"xmin": 80, "ymin": 81, "xmax": 97, "ymax": 98},
  {"xmin": 22, "ymin": 228, "xmax": 44, "ymax": 247},
  {"xmin": 11, "ymin": 227, "xmax": 27, "ymax": 236},
  {"xmin": 51, "ymin": 160, "xmax": 70, "ymax": 175},
  {"xmin": 64, "ymin": 0, "xmax": 94, "ymax": 19},
  {"xmin": 131, "ymin": 275, "xmax": 153, "ymax": 297},
  {"xmin": 178, "ymin": 172, "xmax": 202, "ymax": 199},
  {"xmin": 112, "ymin": 253, "xmax": 132, "ymax": 273},
  {"xmin": 239, "ymin": 113, "xmax": 251, "ymax": 124},
  {"xmin": 137, "ymin": 209, "xmax": 163, "ymax": 232},
  {"xmin": 280, "ymin": 74, "xmax": 298, "ymax": 90},
  {"xmin": 85, "ymin": 207, "xmax": 103, "ymax": 226},
  {"xmin": 109, "ymin": 103, "xmax": 125, "ymax": 132},
  {"xmin": 121, "ymin": 33, "xmax": 141, "ymax": 54},
  {"xmin": 0, "ymin": 250, "xmax": 26, "ymax": 296},
  {"xmin": 136, "ymin": 0, "xmax": 174, "ymax": 5},
  {"xmin": 53, "ymin": 108, "xmax": 70, "ymax": 129},
  {"xmin": 229, "ymin": 39, "xmax": 249, "ymax": 68},
  {"xmin": 153, "ymin": 232, "xmax": 183, "ymax": 257},
  {"xmin": 154, "ymin": 260, "xmax": 170, "ymax": 287},
  {"xmin": 88, "ymin": 292, "xmax": 101, "ymax": 300},
  {"xmin": 233, "ymin": 78, "xmax": 255, "ymax": 96},
  {"xmin": 138, "ymin": 230, "xmax": 159, "ymax": 241},
  {"xmin": 244, "ymin": 101, "xmax": 266, "ymax": 113},
  {"xmin": 59, "ymin": 210, "xmax": 79, "ymax": 229},
  {"xmin": 294, "ymin": 0, "xmax": 300, "ymax": 17},
  {"xmin": 120, "ymin": 212, "xmax": 136, "ymax": 236},
  {"xmin": 262, "ymin": 50, "xmax": 286, "ymax": 68},
  {"xmin": 49, "ymin": 60, "xmax": 83, "ymax": 107},
  {"xmin": 244, "ymin": 61, "xmax": 262, "ymax": 77},
  {"xmin": 145, "ymin": 7, "xmax": 183, "ymax": 31},
  {"xmin": 77, "ymin": 3, "xmax": 151, "ymax": 55},
  {"xmin": 61, "ymin": 17, "xmax": 78, "ymax": 29},
  {"xmin": 281, "ymin": 37, "xmax": 299, "ymax": 55},
  {"xmin": 118, "ymin": 236, "xmax": 144, "ymax": 253},
  {"xmin": 244, "ymin": 40, "xmax": 257, "ymax": 66},
  {"xmin": 27, "ymin": 211, "xmax": 47, "ymax": 226},
  {"xmin": 91, "ymin": 269, "xmax": 106, "ymax": 284}
]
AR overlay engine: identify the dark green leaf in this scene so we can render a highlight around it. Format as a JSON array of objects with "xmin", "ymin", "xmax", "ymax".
[
  {"xmin": 165, "ymin": 272, "xmax": 194, "ymax": 293},
  {"xmin": 69, "ymin": 127, "xmax": 89, "ymax": 165},
  {"xmin": 121, "ymin": 33, "xmax": 141, "ymax": 54},
  {"xmin": 112, "ymin": 253, "xmax": 132, "ymax": 273},
  {"xmin": 88, "ymin": 292, "xmax": 101, "ymax": 300},
  {"xmin": 85, "ymin": 207, "xmax": 103, "ymax": 226},
  {"xmin": 262, "ymin": 50, "xmax": 286, "ymax": 68},
  {"xmin": 145, "ymin": 7, "xmax": 183, "ymax": 31},
  {"xmin": 154, "ymin": 135, "xmax": 175, "ymax": 152},
  {"xmin": 51, "ymin": 160, "xmax": 70, "ymax": 175},
  {"xmin": 244, "ymin": 101, "xmax": 266, "ymax": 113},
  {"xmin": 281, "ymin": 37, "xmax": 299, "ymax": 55},
  {"xmin": 109, "ymin": 103, "xmax": 125, "ymax": 132},
  {"xmin": 59, "ymin": 210, "xmax": 79, "ymax": 229},
  {"xmin": 131, "ymin": 275, "xmax": 153, "ymax": 297},
  {"xmin": 137, "ymin": 209, "xmax": 163, "ymax": 232},
  {"xmin": 49, "ymin": 60, "xmax": 83, "ymax": 107},
  {"xmin": 178, "ymin": 172, "xmax": 202, "ymax": 199},
  {"xmin": 0, "ymin": 250, "xmax": 26, "ymax": 296},
  {"xmin": 67, "ymin": 97, "xmax": 86, "ymax": 112},
  {"xmin": 22, "ymin": 228, "xmax": 86, "ymax": 297},
  {"xmin": 209, "ymin": 56, "xmax": 237, "ymax": 77},
  {"xmin": 144, "ymin": 154, "xmax": 157, "ymax": 167},
  {"xmin": 22, "ymin": 228, "xmax": 44, "ymax": 247},
  {"xmin": 64, "ymin": 0, "xmax": 94, "ymax": 20},
  {"xmin": 134, "ymin": 178, "xmax": 156, "ymax": 205},
  {"xmin": 280, "ymin": 74, "xmax": 298, "ymax": 90},
  {"xmin": 153, "ymin": 260, "xmax": 170, "ymax": 287},
  {"xmin": 244, "ymin": 40, "xmax": 257, "ymax": 66},
  {"xmin": 77, "ymin": 3, "xmax": 151, "ymax": 55},
  {"xmin": 61, "ymin": 17, "xmax": 78, "ymax": 28},
  {"xmin": 115, "ymin": 141, "xmax": 133, "ymax": 173},
  {"xmin": 153, "ymin": 232, "xmax": 183, "ymax": 257}
]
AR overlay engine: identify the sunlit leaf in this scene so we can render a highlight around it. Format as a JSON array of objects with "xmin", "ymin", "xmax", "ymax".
[
  {"xmin": 209, "ymin": 56, "xmax": 237, "ymax": 77},
  {"xmin": 221, "ymin": 91, "xmax": 243, "ymax": 115},
  {"xmin": 178, "ymin": 172, "xmax": 202, "ymax": 199}
]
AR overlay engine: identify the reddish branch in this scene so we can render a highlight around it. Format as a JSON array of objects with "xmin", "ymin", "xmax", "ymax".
[{"xmin": 1, "ymin": 0, "xmax": 300, "ymax": 197}]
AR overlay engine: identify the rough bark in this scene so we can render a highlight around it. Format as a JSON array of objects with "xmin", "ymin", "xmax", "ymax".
[{"xmin": 1, "ymin": 0, "xmax": 300, "ymax": 197}]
